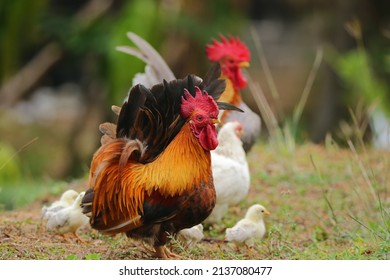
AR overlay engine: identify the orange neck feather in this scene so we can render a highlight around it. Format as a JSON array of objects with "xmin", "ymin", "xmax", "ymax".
[
  {"xmin": 133, "ymin": 123, "xmax": 212, "ymax": 197},
  {"xmin": 90, "ymin": 123, "xmax": 213, "ymax": 227},
  {"xmin": 219, "ymin": 77, "xmax": 241, "ymax": 123},
  {"xmin": 218, "ymin": 75, "xmax": 241, "ymax": 104}
]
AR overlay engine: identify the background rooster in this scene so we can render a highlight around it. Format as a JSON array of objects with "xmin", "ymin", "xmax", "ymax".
[
  {"xmin": 81, "ymin": 63, "xmax": 241, "ymax": 259},
  {"xmin": 206, "ymin": 35, "xmax": 261, "ymax": 152}
]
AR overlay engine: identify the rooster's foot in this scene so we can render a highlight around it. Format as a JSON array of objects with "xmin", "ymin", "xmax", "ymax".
[{"xmin": 154, "ymin": 246, "xmax": 180, "ymax": 259}]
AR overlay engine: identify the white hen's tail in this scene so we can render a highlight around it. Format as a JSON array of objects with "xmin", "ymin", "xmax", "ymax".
[{"xmin": 116, "ymin": 32, "xmax": 176, "ymax": 88}]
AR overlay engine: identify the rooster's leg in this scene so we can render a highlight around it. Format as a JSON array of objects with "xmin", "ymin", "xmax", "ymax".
[
  {"xmin": 154, "ymin": 246, "xmax": 169, "ymax": 259},
  {"xmin": 154, "ymin": 246, "xmax": 180, "ymax": 259},
  {"xmin": 142, "ymin": 243, "xmax": 157, "ymax": 256},
  {"xmin": 163, "ymin": 247, "xmax": 180, "ymax": 259}
]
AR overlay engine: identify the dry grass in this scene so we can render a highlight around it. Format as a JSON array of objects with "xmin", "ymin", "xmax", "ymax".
[{"xmin": 0, "ymin": 142, "xmax": 389, "ymax": 260}]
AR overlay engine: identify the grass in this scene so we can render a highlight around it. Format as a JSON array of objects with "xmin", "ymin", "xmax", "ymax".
[
  {"xmin": 0, "ymin": 179, "xmax": 73, "ymax": 210},
  {"xmin": 247, "ymin": 141, "xmax": 389, "ymax": 260},
  {"xmin": 1, "ymin": 141, "xmax": 388, "ymax": 260}
]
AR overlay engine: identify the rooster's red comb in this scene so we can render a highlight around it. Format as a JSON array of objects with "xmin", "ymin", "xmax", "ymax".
[
  {"xmin": 180, "ymin": 87, "xmax": 219, "ymax": 119},
  {"xmin": 206, "ymin": 35, "xmax": 250, "ymax": 62}
]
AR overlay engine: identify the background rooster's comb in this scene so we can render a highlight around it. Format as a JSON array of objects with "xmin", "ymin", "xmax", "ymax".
[
  {"xmin": 180, "ymin": 87, "xmax": 219, "ymax": 119},
  {"xmin": 206, "ymin": 35, "xmax": 250, "ymax": 62}
]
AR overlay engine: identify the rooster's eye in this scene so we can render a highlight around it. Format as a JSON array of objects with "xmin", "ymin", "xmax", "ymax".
[{"xmin": 196, "ymin": 115, "xmax": 204, "ymax": 121}]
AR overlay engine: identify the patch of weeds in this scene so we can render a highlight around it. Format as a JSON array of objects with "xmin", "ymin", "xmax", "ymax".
[
  {"xmin": 84, "ymin": 253, "xmax": 101, "ymax": 260},
  {"xmin": 0, "ymin": 244, "xmax": 17, "ymax": 259},
  {"xmin": 265, "ymin": 226, "xmax": 284, "ymax": 258},
  {"xmin": 65, "ymin": 254, "xmax": 78, "ymax": 260},
  {"xmin": 312, "ymin": 225, "xmax": 329, "ymax": 242},
  {"xmin": 48, "ymin": 246, "xmax": 66, "ymax": 256},
  {"xmin": 375, "ymin": 242, "xmax": 390, "ymax": 259},
  {"xmin": 186, "ymin": 244, "xmax": 207, "ymax": 259},
  {"xmin": 204, "ymin": 226, "xmax": 223, "ymax": 238},
  {"xmin": 211, "ymin": 247, "xmax": 245, "ymax": 260},
  {"xmin": 114, "ymin": 251, "xmax": 133, "ymax": 259}
]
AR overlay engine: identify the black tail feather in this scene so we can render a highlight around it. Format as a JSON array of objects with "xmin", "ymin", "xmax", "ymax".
[{"xmin": 81, "ymin": 188, "xmax": 94, "ymax": 216}]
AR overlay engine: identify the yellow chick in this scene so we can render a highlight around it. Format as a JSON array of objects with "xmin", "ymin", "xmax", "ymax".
[
  {"xmin": 225, "ymin": 204, "xmax": 270, "ymax": 248},
  {"xmin": 45, "ymin": 191, "xmax": 89, "ymax": 241},
  {"xmin": 176, "ymin": 224, "xmax": 204, "ymax": 248},
  {"xmin": 41, "ymin": 189, "xmax": 79, "ymax": 220}
]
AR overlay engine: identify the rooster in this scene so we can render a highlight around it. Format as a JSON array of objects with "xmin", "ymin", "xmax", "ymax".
[
  {"xmin": 206, "ymin": 35, "xmax": 261, "ymax": 152},
  {"xmin": 81, "ymin": 63, "xmax": 241, "ymax": 259},
  {"xmin": 204, "ymin": 121, "xmax": 250, "ymax": 224}
]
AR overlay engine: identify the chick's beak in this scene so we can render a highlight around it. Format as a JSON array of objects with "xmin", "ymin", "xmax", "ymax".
[
  {"xmin": 239, "ymin": 61, "xmax": 250, "ymax": 68},
  {"xmin": 264, "ymin": 210, "xmax": 271, "ymax": 216}
]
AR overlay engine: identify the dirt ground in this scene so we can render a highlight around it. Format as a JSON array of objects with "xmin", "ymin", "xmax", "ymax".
[
  {"xmin": 1, "ymin": 143, "xmax": 389, "ymax": 260},
  {"xmin": 0, "ymin": 199, "xmax": 261, "ymax": 260}
]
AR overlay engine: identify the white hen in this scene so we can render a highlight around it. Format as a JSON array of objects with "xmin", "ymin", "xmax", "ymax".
[
  {"xmin": 176, "ymin": 224, "xmax": 204, "ymax": 248},
  {"xmin": 204, "ymin": 121, "xmax": 250, "ymax": 224},
  {"xmin": 45, "ymin": 191, "xmax": 89, "ymax": 240},
  {"xmin": 41, "ymin": 189, "xmax": 79, "ymax": 220},
  {"xmin": 225, "ymin": 204, "xmax": 270, "ymax": 247}
]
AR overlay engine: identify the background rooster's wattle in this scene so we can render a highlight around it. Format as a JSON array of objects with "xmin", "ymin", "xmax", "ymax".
[
  {"xmin": 206, "ymin": 35, "xmax": 261, "ymax": 152},
  {"xmin": 81, "ymin": 63, "xmax": 242, "ymax": 259}
]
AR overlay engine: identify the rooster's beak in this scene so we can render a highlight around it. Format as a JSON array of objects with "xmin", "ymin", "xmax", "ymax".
[
  {"xmin": 213, "ymin": 119, "xmax": 221, "ymax": 125},
  {"xmin": 239, "ymin": 61, "xmax": 250, "ymax": 68}
]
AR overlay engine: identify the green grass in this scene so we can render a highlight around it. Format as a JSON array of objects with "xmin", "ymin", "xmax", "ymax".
[
  {"xmin": 243, "ymin": 142, "xmax": 390, "ymax": 260},
  {"xmin": 0, "ymin": 142, "xmax": 389, "ymax": 260},
  {"xmin": 0, "ymin": 180, "xmax": 70, "ymax": 211}
]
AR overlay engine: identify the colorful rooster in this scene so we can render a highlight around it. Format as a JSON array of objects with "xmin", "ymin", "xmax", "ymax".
[
  {"xmin": 81, "ymin": 64, "xmax": 241, "ymax": 259},
  {"xmin": 206, "ymin": 35, "xmax": 261, "ymax": 152}
]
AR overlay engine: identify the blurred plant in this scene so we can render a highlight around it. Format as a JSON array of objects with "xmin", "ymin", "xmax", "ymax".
[
  {"xmin": 0, "ymin": 0, "xmax": 251, "ymax": 186},
  {"xmin": 333, "ymin": 50, "xmax": 388, "ymax": 114},
  {"xmin": 0, "ymin": 0, "xmax": 48, "ymax": 82},
  {"xmin": 0, "ymin": 142, "xmax": 22, "ymax": 185},
  {"xmin": 247, "ymin": 25, "xmax": 323, "ymax": 155},
  {"xmin": 0, "ymin": 138, "xmax": 48, "ymax": 210},
  {"xmin": 328, "ymin": 18, "xmax": 389, "ymax": 147},
  {"xmin": 107, "ymin": 0, "xmax": 162, "ymax": 105}
]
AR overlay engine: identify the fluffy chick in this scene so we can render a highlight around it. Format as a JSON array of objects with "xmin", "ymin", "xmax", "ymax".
[
  {"xmin": 176, "ymin": 224, "xmax": 204, "ymax": 248},
  {"xmin": 204, "ymin": 121, "xmax": 250, "ymax": 224},
  {"xmin": 41, "ymin": 189, "xmax": 79, "ymax": 220},
  {"xmin": 225, "ymin": 204, "xmax": 270, "ymax": 248},
  {"xmin": 45, "ymin": 191, "xmax": 89, "ymax": 240}
]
